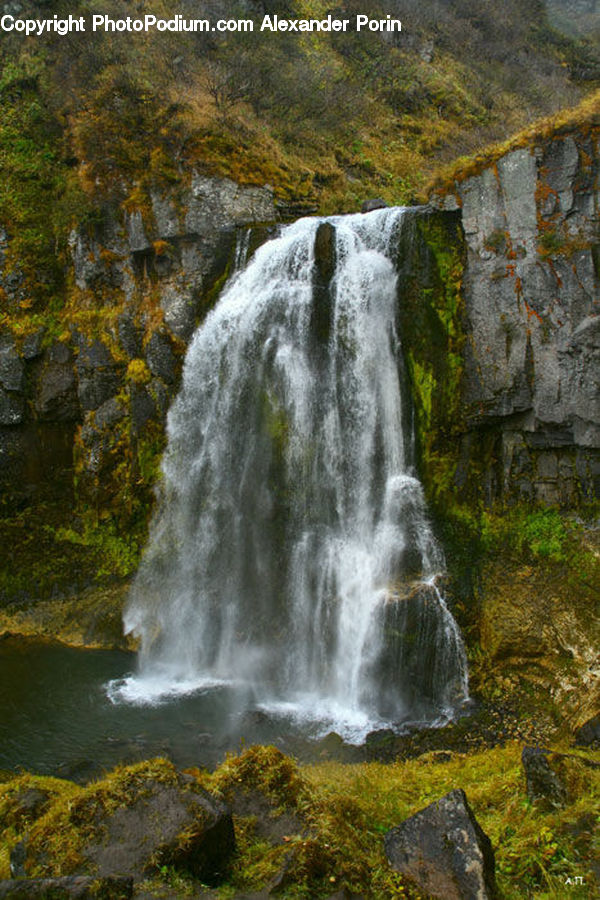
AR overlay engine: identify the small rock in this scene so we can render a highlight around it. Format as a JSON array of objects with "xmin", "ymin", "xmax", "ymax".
[
  {"xmin": 574, "ymin": 713, "xmax": 600, "ymax": 748},
  {"xmin": 522, "ymin": 746, "xmax": 567, "ymax": 808},
  {"xmin": 360, "ymin": 198, "xmax": 387, "ymax": 214},
  {"xmin": 384, "ymin": 788, "xmax": 497, "ymax": 900},
  {"xmin": 22, "ymin": 328, "xmax": 45, "ymax": 360},
  {"xmin": 0, "ymin": 876, "xmax": 133, "ymax": 899},
  {"xmin": 8, "ymin": 841, "xmax": 26, "ymax": 878}
]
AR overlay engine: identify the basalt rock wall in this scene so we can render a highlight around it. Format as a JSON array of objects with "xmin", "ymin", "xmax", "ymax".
[
  {"xmin": 0, "ymin": 175, "xmax": 276, "ymax": 513},
  {"xmin": 429, "ymin": 130, "xmax": 600, "ymax": 506}
]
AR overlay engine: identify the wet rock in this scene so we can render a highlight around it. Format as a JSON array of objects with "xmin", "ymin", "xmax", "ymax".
[
  {"xmin": 311, "ymin": 222, "xmax": 336, "ymax": 347},
  {"xmin": 0, "ymin": 335, "xmax": 24, "ymax": 392},
  {"xmin": 21, "ymin": 328, "xmax": 45, "ymax": 360},
  {"xmin": 36, "ymin": 343, "xmax": 79, "ymax": 422},
  {"xmin": 361, "ymin": 198, "xmax": 387, "ymax": 213},
  {"xmin": 314, "ymin": 222, "xmax": 336, "ymax": 285},
  {"xmin": 522, "ymin": 746, "xmax": 567, "ymax": 808},
  {"xmin": 117, "ymin": 313, "xmax": 142, "ymax": 359},
  {"xmin": 145, "ymin": 331, "xmax": 178, "ymax": 384},
  {"xmin": 384, "ymin": 788, "xmax": 497, "ymax": 900},
  {"xmin": 0, "ymin": 387, "xmax": 24, "ymax": 425},
  {"xmin": 574, "ymin": 713, "xmax": 600, "ymax": 747},
  {"xmin": 76, "ymin": 338, "xmax": 120, "ymax": 412},
  {"xmin": 0, "ymin": 876, "xmax": 133, "ymax": 898}
]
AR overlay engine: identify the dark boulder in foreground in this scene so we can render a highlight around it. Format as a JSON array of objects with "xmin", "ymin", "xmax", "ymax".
[
  {"xmin": 80, "ymin": 777, "xmax": 234, "ymax": 884},
  {"xmin": 0, "ymin": 876, "xmax": 133, "ymax": 899},
  {"xmin": 23, "ymin": 760, "xmax": 235, "ymax": 886},
  {"xmin": 384, "ymin": 788, "xmax": 497, "ymax": 900},
  {"xmin": 522, "ymin": 746, "xmax": 567, "ymax": 809}
]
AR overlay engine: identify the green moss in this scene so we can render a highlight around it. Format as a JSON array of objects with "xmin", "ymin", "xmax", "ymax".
[
  {"xmin": 399, "ymin": 213, "xmax": 467, "ymax": 511},
  {"xmin": 25, "ymin": 758, "xmax": 182, "ymax": 877},
  {"xmin": 126, "ymin": 358, "xmax": 152, "ymax": 385},
  {"xmin": 213, "ymin": 746, "xmax": 304, "ymax": 810}
]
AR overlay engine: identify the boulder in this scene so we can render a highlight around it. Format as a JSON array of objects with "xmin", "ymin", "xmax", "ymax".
[
  {"xmin": 384, "ymin": 788, "xmax": 497, "ymax": 900},
  {"xmin": 0, "ymin": 336, "xmax": 24, "ymax": 392},
  {"xmin": 574, "ymin": 713, "xmax": 600, "ymax": 747},
  {"xmin": 361, "ymin": 198, "xmax": 387, "ymax": 213},
  {"xmin": 522, "ymin": 746, "xmax": 567, "ymax": 808},
  {"xmin": 0, "ymin": 876, "xmax": 133, "ymax": 898},
  {"xmin": 23, "ymin": 762, "xmax": 234, "ymax": 886},
  {"xmin": 0, "ymin": 387, "xmax": 24, "ymax": 426}
]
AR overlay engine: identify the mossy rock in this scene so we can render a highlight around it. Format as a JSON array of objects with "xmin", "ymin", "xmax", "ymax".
[
  {"xmin": 0, "ymin": 584, "xmax": 134, "ymax": 651},
  {"xmin": 22, "ymin": 759, "xmax": 234, "ymax": 885}
]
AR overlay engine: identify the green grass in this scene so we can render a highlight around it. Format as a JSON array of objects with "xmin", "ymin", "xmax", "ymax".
[{"xmin": 1, "ymin": 745, "xmax": 598, "ymax": 898}]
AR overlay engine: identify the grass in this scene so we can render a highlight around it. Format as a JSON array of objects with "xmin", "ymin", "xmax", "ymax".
[
  {"xmin": 0, "ymin": 745, "xmax": 598, "ymax": 897},
  {"xmin": 426, "ymin": 89, "xmax": 600, "ymax": 199}
]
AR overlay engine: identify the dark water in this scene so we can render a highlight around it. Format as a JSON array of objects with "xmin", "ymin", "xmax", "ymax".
[{"xmin": 0, "ymin": 636, "xmax": 337, "ymax": 778}]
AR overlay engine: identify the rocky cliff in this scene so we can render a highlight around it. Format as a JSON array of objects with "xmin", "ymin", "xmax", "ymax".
[
  {"xmin": 429, "ymin": 128, "xmax": 600, "ymax": 507},
  {"xmin": 0, "ymin": 175, "xmax": 276, "ymax": 518}
]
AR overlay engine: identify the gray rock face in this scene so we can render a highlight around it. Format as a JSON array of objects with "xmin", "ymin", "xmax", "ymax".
[
  {"xmin": 1, "ymin": 175, "xmax": 276, "ymax": 506},
  {"xmin": 432, "ymin": 131, "xmax": 600, "ymax": 503},
  {"xmin": 76, "ymin": 338, "xmax": 121, "ymax": 413},
  {"xmin": 574, "ymin": 712, "xmax": 600, "ymax": 747},
  {"xmin": 36, "ymin": 343, "xmax": 79, "ymax": 422},
  {"xmin": 145, "ymin": 332, "xmax": 178, "ymax": 384},
  {"xmin": 184, "ymin": 174, "xmax": 275, "ymax": 234},
  {"xmin": 384, "ymin": 788, "xmax": 497, "ymax": 900},
  {"xmin": 80, "ymin": 777, "xmax": 234, "ymax": 884}
]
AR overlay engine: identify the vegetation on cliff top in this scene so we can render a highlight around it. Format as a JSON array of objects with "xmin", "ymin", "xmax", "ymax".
[
  {"xmin": 427, "ymin": 87, "xmax": 600, "ymax": 197},
  {"xmin": 1, "ymin": 0, "xmax": 600, "ymax": 315}
]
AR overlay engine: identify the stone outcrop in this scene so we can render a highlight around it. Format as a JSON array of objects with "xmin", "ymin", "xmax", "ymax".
[
  {"xmin": 0, "ymin": 175, "xmax": 276, "ymax": 510},
  {"xmin": 429, "ymin": 131, "xmax": 600, "ymax": 504},
  {"xmin": 22, "ymin": 761, "xmax": 235, "ymax": 886},
  {"xmin": 384, "ymin": 788, "xmax": 497, "ymax": 899}
]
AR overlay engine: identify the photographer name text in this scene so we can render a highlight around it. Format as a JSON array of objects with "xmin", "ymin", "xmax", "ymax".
[{"xmin": 1, "ymin": 13, "xmax": 401, "ymax": 37}]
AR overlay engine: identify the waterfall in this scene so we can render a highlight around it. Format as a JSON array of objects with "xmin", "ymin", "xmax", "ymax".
[{"xmin": 114, "ymin": 207, "xmax": 468, "ymax": 739}]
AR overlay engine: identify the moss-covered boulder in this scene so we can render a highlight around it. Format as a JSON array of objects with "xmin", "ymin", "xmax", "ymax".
[{"xmin": 20, "ymin": 759, "xmax": 234, "ymax": 886}]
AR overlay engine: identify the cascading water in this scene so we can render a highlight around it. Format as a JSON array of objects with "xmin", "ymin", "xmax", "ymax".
[{"xmin": 113, "ymin": 207, "xmax": 468, "ymax": 740}]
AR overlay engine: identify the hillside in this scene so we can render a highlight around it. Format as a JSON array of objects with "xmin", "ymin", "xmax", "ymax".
[{"xmin": 1, "ymin": 0, "xmax": 600, "ymax": 320}]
